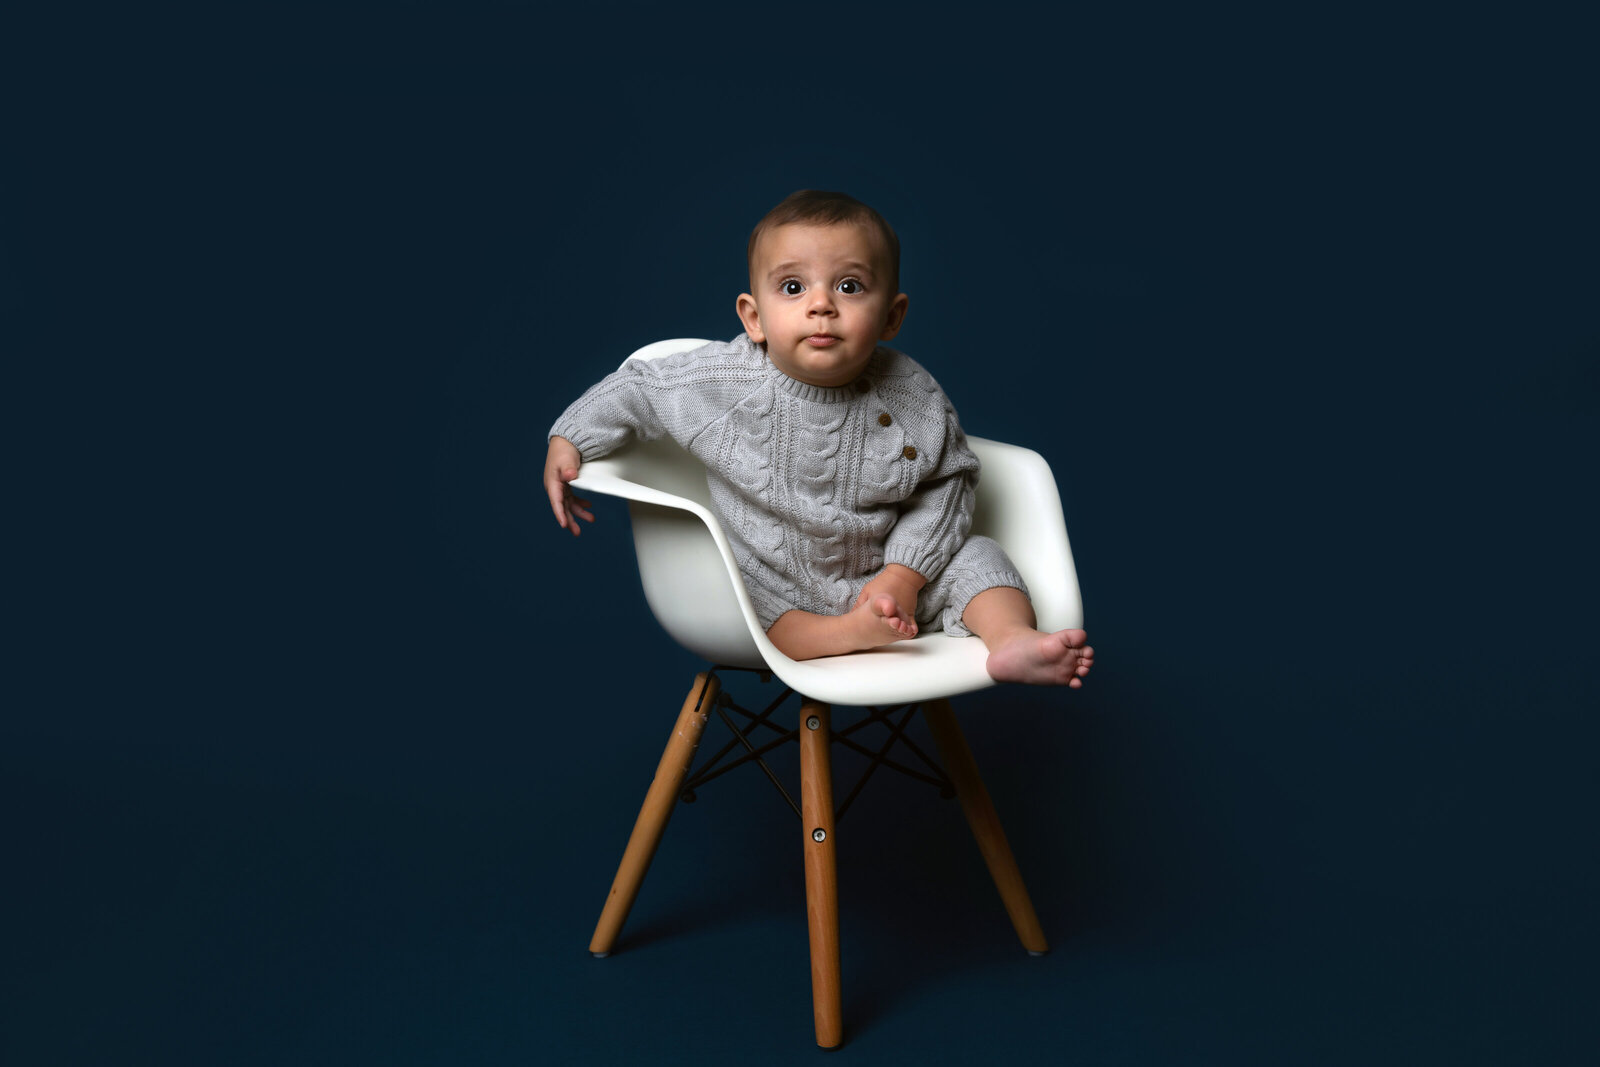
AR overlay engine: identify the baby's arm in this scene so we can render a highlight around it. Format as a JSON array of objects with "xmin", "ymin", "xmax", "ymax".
[
  {"xmin": 881, "ymin": 398, "xmax": 981, "ymax": 588},
  {"xmin": 544, "ymin": 435, "xmax": 595, "ymax": 536},
  {"xmin": 543, "ymin": 356, "xmax": 690, "ymax": 537},
  {"xmin": 545, "ymin": 341, "xmax": 760, "ymax": 537}
]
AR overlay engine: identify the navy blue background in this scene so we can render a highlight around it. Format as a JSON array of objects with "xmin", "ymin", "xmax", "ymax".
[{"xmin": 6, "ymin": 7, "xmax": 1596, "ymax": 1064}]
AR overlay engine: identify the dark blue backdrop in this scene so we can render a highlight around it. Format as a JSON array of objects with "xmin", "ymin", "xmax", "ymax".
[{"xmin": 6, "ymin": 7, "xmax": 1596, "ymax": 1064}]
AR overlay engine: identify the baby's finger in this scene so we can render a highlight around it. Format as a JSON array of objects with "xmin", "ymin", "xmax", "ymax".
[
  {"xmin": 562, "ymin": 485, "xmax": 595, "ymax": 521},
  {"xmin": 547, "ymin": 482, "xmax": 569, "ymax": 528}
]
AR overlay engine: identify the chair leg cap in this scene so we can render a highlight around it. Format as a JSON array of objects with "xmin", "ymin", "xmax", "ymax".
[
  {"xmin": 1027, "ymin": 949, "xmax": 1049, "ymax": 957},
  {"xmin": 591, "ymin": 951, "xmax": 611, "ymax": 959}
]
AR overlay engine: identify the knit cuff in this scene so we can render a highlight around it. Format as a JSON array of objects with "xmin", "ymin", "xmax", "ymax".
[
  {"xmin": 744, "ymin": 576, "xmax": 800, "ymax": 633},
  {"xmin": 883, "ymin": 542, "xmax": 953, "ymax": 584},
  {"xmin": 548, "ymin": 420, "xmax": 610, "ymax": 463}
]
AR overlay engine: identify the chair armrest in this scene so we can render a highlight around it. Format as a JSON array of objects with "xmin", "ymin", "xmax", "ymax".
[{"xmin": 571, "ymin": 450, "xmax": 783, "ymax": 672}]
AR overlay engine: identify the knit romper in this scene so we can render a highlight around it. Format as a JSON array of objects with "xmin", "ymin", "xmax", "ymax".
[{"xmin": 550, "ymin": 334, "xmax": 1027, "ymax": 636}]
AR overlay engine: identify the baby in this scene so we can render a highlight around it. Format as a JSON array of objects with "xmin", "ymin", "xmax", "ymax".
[{"xmin": 545, "ymin": 191, "xmax": 1093, "ymax": 687}]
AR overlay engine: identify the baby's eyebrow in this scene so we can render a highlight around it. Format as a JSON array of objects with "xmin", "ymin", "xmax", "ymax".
[{"xmin": 765, "ymin": 260, "xmax": 877, "ymax": 279}]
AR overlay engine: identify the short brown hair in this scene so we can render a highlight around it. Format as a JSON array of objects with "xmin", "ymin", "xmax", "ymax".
[{"xmin": 747, "ymin": 190, "xmax": 901, "ymax": 292}]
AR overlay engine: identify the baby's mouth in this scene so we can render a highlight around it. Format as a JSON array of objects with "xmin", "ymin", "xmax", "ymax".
[{"xmin": 806, "ymin": 334, "xmax": 840, "ymax": 347}]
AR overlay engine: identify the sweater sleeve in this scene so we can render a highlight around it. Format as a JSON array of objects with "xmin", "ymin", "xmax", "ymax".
[
  {"xmin": 548, "ymin": 342, "xmax": 751, "ymax": 461},
  {"xmin": 882, "ymin": 402, "xmax": 981, "ymax": 581}
]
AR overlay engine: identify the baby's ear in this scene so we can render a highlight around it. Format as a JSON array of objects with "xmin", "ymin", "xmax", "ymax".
[
  {"xmin": 879, "ymin": 292, "xmax": 910, "ymax": 341},
  {"xmin": 735, "ymin": 293, "xmax": 765, "ymax": 343}
]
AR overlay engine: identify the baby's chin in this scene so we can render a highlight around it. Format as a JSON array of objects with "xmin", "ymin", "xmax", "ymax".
[{"xmin": 770, "ymin": 347, "xmax": 873, "ymax": 387}]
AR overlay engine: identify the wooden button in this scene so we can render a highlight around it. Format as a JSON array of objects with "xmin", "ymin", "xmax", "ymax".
[
  {"xmin": 878, "ymin": 413, "xmax": 892, "ymax": 427},
  {"xmin": 902, "ymin": 445, "xmax": 918, "ymax": 460}
]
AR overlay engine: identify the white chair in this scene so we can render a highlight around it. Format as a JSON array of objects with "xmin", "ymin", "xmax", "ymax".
[{"xmin": 574, "ymin": 339, "xmax": 1085, "ymax": 1048}]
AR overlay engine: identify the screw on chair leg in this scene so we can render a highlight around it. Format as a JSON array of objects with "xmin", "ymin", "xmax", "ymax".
[
  {"xmin": 589, "ymin": 672, "xmax": 720, "ymax": 958},
  {"xmin": 921, "ymin": 698, "xmax": 1050, "ymax": 956},
  {"xmin": 798, "ymin": 699, "xmax": 843, "ymax": 1049}
]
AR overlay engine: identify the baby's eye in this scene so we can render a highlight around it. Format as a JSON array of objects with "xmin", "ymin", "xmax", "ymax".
[
  {"xmin": 836, "ymin": 278, "xmax": 864, "ymax": 295},
  {"xmin": 781, "ymin": 279, "xmax": 805, "ymax": 296}
]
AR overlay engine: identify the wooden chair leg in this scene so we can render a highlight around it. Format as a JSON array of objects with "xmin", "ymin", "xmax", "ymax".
[
  {"xmin": 799, "ymin": 699, "xmax": 843, "ymax": 1049},
  {"xmin": 589, "ymin": 672, "xmax": 720, "ymax": 957},
  {"xmin": 922, "ymin": 698, "xmax": 1050, "ymax": 955}
]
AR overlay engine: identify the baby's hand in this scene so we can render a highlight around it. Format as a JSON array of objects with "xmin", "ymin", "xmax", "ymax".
[
  {"xmin": 545, "ymin": 436, "xmax": 595, "ymax": 536},
  {"xmin": 856, "ymin": 564, "xmax": 927, "ymax": 625}
]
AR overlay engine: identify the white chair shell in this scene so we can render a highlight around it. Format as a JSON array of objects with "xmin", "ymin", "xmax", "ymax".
[{"xmin": 570, "ymin": 339, "xmax": 1084, "ymax": 707}]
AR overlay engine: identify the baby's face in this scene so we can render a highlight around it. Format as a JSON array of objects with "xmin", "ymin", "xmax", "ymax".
[{"xmin": 737, "ymin": 222, "xmax": 908, "ymax": 388}]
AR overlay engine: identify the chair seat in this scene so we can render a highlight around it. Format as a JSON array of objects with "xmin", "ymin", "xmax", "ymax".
[{"xmin": 765, "ymin": 629, "xmax": 996, "ymax": 706}]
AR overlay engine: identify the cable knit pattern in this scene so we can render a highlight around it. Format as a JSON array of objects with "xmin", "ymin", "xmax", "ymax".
[{"xmin": 549, "ymin": 334, "xmax": 1026, "ymax": 630}]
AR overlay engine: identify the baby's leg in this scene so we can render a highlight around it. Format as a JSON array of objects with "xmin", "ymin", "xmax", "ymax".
[
  {"xmin": 767, "ymin": 595, "xmax": 917, "ymax": 661},
  {"xmin": 962, "ymin": 586, "xmax": 1095, "ymax": 687}
]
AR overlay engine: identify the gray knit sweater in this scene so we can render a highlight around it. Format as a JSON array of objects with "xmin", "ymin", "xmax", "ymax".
[{"xmin": 550, "ymin": 334, "xmax": 981, "ymax": 629}]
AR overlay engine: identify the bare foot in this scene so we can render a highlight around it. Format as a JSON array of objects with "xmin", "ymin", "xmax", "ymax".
[
  {"xmin": 984, "ymin": 628, "xmax": 1094, "ymax": 687},
  {"xmin": 849, "ymin": 594, "xmax": 918, "ymax": 650},
  {"xmin": 767, "ymin": 595, "xmax": 918, "ymax": 660}
]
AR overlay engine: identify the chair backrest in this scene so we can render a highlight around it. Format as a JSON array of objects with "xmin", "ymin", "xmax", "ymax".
[
  {"xmin": 963, "ymin": 437, "xmax": 1081, "ymax": 634},
  {"xmin": 582, "ymin": 339, "xmax": 1083, "ymax": 672}
]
